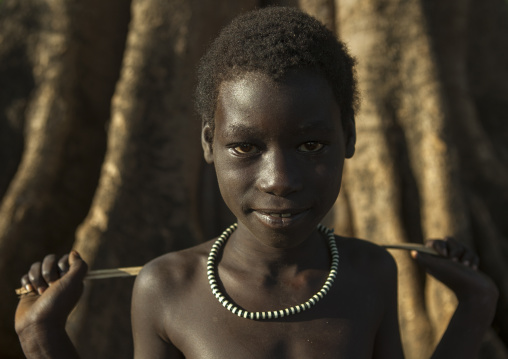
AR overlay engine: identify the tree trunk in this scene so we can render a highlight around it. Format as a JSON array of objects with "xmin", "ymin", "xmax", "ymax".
[
  {"xmin": 334, "ymin": 0, "xmax": 508, "ymax": 357},
  {"xmin": 0, "ymin": 0, "xmax": 129, "ymax": 357},
  {"xmin": 68, "ymin": 1, "xmax": 256, "ymax": 357},
  {"xmin": 0, "ymin": 0, "xmax": 506, "ymax": 358}
]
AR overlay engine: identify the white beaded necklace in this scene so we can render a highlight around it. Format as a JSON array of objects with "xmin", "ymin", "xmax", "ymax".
[{"xmin": 207, "ymin": 223, "xmax": 339, "ymax": 320}]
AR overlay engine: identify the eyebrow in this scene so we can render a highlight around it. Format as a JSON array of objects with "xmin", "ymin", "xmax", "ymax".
[
  {"xmin": 222, "ymin": 123, "xmax": 261, "ymax": 138},
  {"xmin": 221, "ymin": 119, "xmax": 338, "ymax": 140},
  {"xmin": 222, "ymin": 122, "xmax": 336, "ymax": 137},
  {"xmin": 295, "ymin": 122, "xmax": 336, "ymax": 133}
]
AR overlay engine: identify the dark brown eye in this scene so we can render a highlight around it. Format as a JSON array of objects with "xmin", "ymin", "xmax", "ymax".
[
  {"xmin": 233, "ymin": 143, "xmax": 258, "ymax": 154},
  {"xmin": 298, "ymin": 141, "xmax": 324, "ymax": 152}
]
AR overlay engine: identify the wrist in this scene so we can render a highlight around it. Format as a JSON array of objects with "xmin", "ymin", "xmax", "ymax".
[
  {"xmin": 456, "ymin": 283, "xmax": 498, "ymax": 309},
  {"xmin": 454, "ymin": 295, "xmax": 497, "ymax": 330},
  {"xmin": 18, "ymin": 323, "xmax": 78, "ymax": 359}
]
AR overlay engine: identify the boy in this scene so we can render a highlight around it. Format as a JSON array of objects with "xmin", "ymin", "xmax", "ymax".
[{"xmin": 15, "ymin": 7, "xmax": 498, "ymax": 358}]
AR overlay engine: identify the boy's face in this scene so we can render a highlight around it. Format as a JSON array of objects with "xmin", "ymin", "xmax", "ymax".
[{"xmin": 202, "ymin": 71, "xmax": 355, "ymax": 247}]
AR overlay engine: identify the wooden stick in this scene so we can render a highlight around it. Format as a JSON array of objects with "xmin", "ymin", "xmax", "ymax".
[
  {"xmin": 15, "ymin": 266, "xmax": 142, "ymax": 296},
  {"xmin": 86, "ymin": 266, "xmax": 142, "ymax": 279},
  {"xmin": 15, "ymin": 244, "xmax": 437, "ymax": 296},
  {"xmin": 382, "ymin": 243, "xmax": 438, "ymax": 255}
]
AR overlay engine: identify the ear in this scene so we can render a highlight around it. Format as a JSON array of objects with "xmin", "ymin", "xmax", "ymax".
[
  {"xmin": 201, "ymin": 124, "xmax": 214, "ymax": 163},
  {"xmin": 345, "ymin": 116, "xmax": 356, "ymax": 159}
]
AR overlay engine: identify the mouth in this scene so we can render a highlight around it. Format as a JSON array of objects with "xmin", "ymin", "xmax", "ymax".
[
  {"xmin": 266, "ymin": 212, "xmax": 293, "ymax": 218},
  {"xmin": 252, "ymin": 208, "xmax": 309, "ymax": 228}
]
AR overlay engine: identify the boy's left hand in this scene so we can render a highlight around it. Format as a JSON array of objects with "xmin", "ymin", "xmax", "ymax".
[{"xmin": 412, "ymin": 238, "xmax": 498, "ymax": 305}]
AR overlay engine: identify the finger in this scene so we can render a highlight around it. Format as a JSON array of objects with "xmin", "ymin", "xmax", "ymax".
[
  {"xmin": 445, "ymin": 237, "xmax": 465, "ymax": 262},
  {"xmin": 20, "ymin": 274, "xmax": 34, "ymax": 294},
  {"xmin": 57, "ymin": 254, "xmax": 70, "ymax": 276},
  {"xmin": 444, "ymin": 237, "xmax": 479, "ymax": 268},
  {"xmin": 41, "ymin": 254, "xmax": 59, "ymax": 285},
  {"xmin": 471, "ymin": 255, "xmax": 480, "ymax": 271},
  {"xmin": 460, "ymin": 250, "xmax": 477, "ymax": 269},
  {"xmin": 61, "ymin": 251, "xmax": 88, "ymax": 284},
  {"xmin": 46, "ymin": 251, "xmax": 88, "ymax": 309},
  {"xmin": 28, "ymin": 262, "xmax": 48, "ymax": 295},
  {"xmin": 426, "ymin": 239, "xmax": 448, "ymax": 257}
]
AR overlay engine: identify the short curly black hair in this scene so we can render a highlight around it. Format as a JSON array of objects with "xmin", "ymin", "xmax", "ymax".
[{"xmin": 195, "ymin": 6, "xmax": 358, "ymax": 134}]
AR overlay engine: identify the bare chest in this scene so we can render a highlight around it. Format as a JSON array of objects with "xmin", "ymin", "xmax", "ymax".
[
  {"xmin": 166, "ymin": 281, "xmax": 383, "ymax": 359},
  {"xmin": 179, "ymin": 318, "xmax": 373, "ymax": 358}
]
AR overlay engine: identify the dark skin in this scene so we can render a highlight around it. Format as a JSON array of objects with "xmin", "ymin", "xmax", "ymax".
[{"xmin": 16, "ymin": 71, "xmax": 498, "ymax": 359}]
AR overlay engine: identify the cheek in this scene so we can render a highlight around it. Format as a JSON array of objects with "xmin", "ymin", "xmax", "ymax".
[
  {"xmin": 314, "ymin": 160, "xmax": 344, "ymax": 198},
  {"xmin": 315, "ymin": 159, "xmax": 344, "ymax": 182},
  {"xmin": 214, "ymin": 159, "xmax": 252, "ymax": 208}
]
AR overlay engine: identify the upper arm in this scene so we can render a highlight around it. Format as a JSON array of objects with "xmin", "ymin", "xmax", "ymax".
[
  {"xmin": 371, "ymin": 252, "xmax": 405, "ymax": 359},
  {"xmin": 131, "ymin": 262, "xmax": 185, "ymax": 359}
]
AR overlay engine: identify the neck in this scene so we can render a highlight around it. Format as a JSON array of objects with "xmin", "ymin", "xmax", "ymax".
[
  {"xmin": 206, "ymin": 223, "xmax": 339, "ymax": 320},
  {"xmin": 222, "ymin": 223, "xmax": 330, "ymax": 278}
]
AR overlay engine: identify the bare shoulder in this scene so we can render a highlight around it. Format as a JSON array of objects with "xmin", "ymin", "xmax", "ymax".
[
  {"xmin": 337, "ymin": 235, "xmax": 398, "ymax": 282},
  {"xmin": 131, "ymin": 240, "xmax": 215, "ymax": 349},
  {"xmin": 339, "ymin": 235, "xmax": 396, "ymax": 263},
  {"xmin": 133, "ymin": 240, "xmax": 214, "ymax": 301},
  {"xmin": 337, "ymin": 238, "xmax": 404, "ymax": 359}
]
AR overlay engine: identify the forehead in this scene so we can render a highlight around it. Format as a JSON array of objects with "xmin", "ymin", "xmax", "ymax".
[{"xmin": 215, "ymin": 71, "xmax": 341, "ymax": 136}]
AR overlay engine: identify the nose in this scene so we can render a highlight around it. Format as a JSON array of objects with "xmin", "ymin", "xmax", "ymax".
[{"xmin": 257, "ymin": 150, "xmax": 303, "ymax": 197}]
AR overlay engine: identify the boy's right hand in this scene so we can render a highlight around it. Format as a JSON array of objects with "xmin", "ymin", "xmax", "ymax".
[{"xmin": 15, "ymin": 251, "xmax": 88, "ymax": 337}]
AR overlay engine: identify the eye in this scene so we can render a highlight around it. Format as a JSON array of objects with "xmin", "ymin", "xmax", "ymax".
[
  {"xmin": 231, "ymin": 143, "xmax": 259, "ymax": 155},
  {"xmin": 298, "ymin": 141, "xmax": 325, "ymax": 152}
]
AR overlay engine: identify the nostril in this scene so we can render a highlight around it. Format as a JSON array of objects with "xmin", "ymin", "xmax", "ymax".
[
  {"xmin": 258, "ymin": 169, "xmax": 303, "ymax": 197},
  {"xmin": 257, "ymin": 151, "xmax": 303, "ymax": 196}
]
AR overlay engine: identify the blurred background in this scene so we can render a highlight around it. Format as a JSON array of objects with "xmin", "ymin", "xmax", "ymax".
[{"xmin": 0, "ymin": 0, "xmax": 507, "ymax": 358}]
